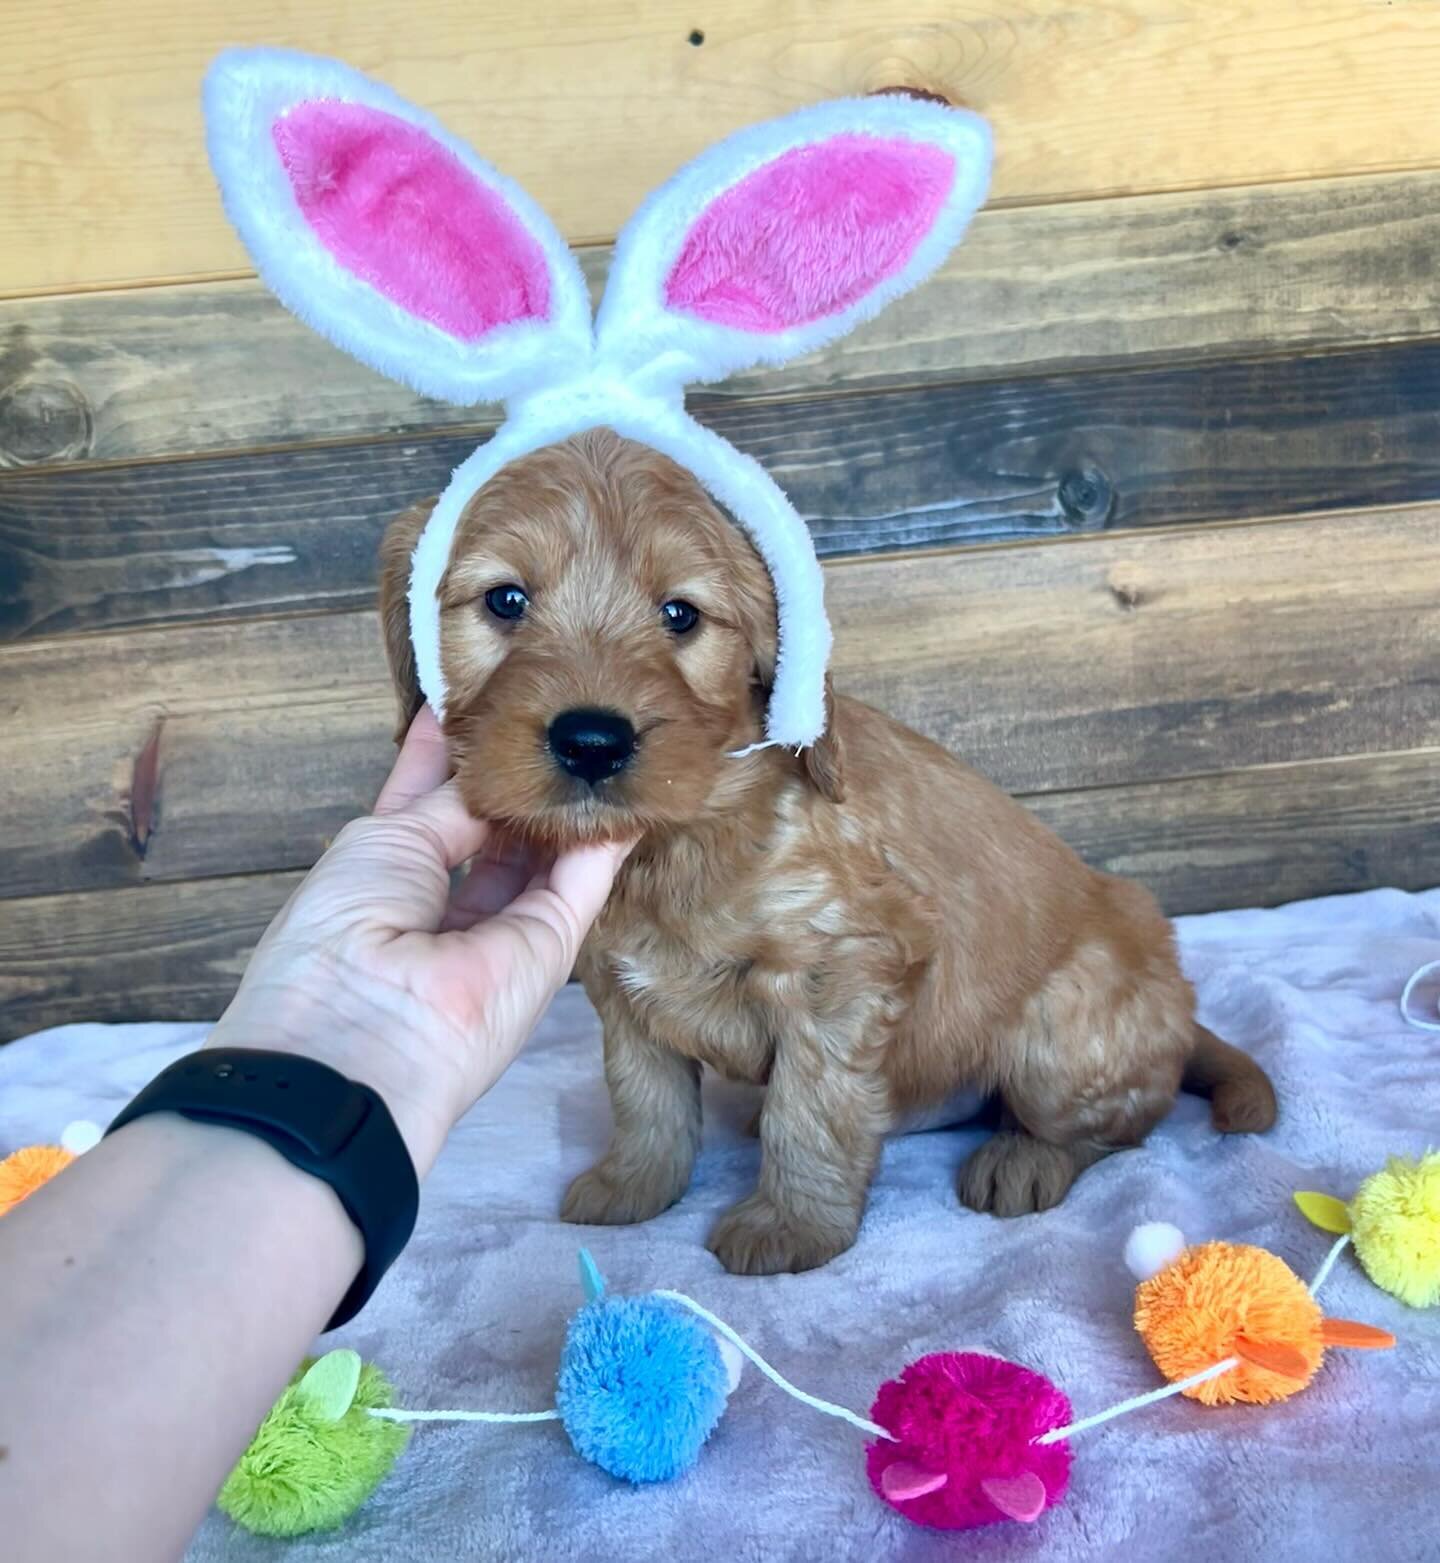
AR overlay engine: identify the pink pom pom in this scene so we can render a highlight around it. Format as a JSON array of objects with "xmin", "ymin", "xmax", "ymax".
[{"xmin": 866, "ymin": 1352, "xmax": 1072, "ymax": 1530}]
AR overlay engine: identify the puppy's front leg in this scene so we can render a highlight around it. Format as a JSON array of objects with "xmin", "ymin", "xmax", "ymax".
[
  {"xmin": 561, "ymin": 1011, "xmax": 701, "ymax": 1227},
  {"xmin": 708, "ymin": 1028, "xmax": 889, "ymax": 1276}
]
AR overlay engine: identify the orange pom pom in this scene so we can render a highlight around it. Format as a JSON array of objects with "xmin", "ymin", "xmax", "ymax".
[
  {"xmin": 1133, "ymin": 1241, "xmax": 1322, "ymax": 1405},
  {"xmin": 0, "ymin": 1144, "xmax": 76, "ymax": 1216}
]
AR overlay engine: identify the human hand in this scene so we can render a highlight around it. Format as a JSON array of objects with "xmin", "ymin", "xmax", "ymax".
[{"xmin": 208, "ymin": 707, "xmax": 631, "ymax": 1175}]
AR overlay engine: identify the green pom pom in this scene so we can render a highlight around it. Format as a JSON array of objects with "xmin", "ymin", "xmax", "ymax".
[
  {"xmin": 1350, "ymin": 1151, "xmax": 1440, "ymax": 1309},
  {"xmin": 218, "ymin": 1357, "xmax": 410, "ymax": 1536}
]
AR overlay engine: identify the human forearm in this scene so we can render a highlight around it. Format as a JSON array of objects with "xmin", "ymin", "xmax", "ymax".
[{"xmin": 0, "ymin": 1113, "xmax": 363, "ymax": 1563}]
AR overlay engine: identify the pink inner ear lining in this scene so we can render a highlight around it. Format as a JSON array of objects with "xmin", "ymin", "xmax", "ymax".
[
  {"xmin": 272, "ymin": 101, "xmax": 550, "ymax": 342},
  {"xmin": 664, "ymin": 135, "xmax": 955, "ymax": 333}
]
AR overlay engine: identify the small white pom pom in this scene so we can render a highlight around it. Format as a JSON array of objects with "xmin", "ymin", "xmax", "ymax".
[
  {"xmin": 60, "ymin": 1120, "xmax": 103, "ymax": 1155},
  {"xmin": 1124, "ymin": 1221, "xmax": 1187, "ymax": 1281},
  {"xmin": 714, "ymin": 1334, "xmax": 745, "ymax": 1397}
]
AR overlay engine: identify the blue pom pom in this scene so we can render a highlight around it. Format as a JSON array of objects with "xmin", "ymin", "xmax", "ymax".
[{"xmin": 556, "ymin": 1295, "xmax": 730, "ymax": 1483}]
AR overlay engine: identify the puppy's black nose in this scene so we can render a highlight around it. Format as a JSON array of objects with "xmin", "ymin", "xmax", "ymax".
[{"xmin": 547, "ymin": 708, "xmax": 636, "ymax": 786}]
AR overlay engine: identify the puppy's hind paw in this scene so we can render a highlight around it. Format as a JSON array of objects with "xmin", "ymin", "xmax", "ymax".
[{"xmin": 1210, "ymin": 1077, "xmax": 1278, "ymax": 1134}]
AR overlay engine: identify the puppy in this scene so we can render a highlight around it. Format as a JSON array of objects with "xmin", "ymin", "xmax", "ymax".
[{"xmin": 379, "ymin": 429, "xmax": 1276, "ymax": 1275}]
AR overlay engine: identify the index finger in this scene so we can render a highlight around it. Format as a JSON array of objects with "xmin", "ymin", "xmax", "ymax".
[{"xmin": 374, "ymin": 705, "xmax": 451, "ymax": 816}]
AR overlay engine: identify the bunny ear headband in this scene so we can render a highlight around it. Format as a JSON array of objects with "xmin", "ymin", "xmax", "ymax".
[{"xmin": 204, "ymin": 49, "xmax": 993, "ymax": 748}]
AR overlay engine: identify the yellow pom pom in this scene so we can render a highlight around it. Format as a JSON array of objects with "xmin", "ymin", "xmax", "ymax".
[
  {"xmin": 0, "ymin": 1145, "xmax": 76, "ymax": 1216},
  {"xmin": 1349, "ymin": 1152, "xmax": 1440, "ymax": 1308},
  {"xmin": 1134, "ymin": 1241, "xmax": 1322, "ymax": 1405}
]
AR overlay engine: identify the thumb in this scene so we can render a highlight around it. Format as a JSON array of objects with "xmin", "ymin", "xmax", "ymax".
[
  {"xmin": 545, "ymin": 838, "xmax": 635, "ymax": 941},
  {"xmin": 437, "ymin": 844, "xmax": 634, "ymax": 1087},
  {"xmin": 484, "ymin": 837, "xmax": 633, "ymax": 980}
]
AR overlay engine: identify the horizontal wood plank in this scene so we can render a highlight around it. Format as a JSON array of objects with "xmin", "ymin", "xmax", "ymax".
[
  {"xmin": 6, "ymin": 748, "xmax": 1438, "ymax": 1041},
  {"xmin": 1028, "ymin": 750, "xmax": 1440, "ymax": 918},
  {"xmin": 8, "ymin": 170, "xmax": 1440, "ymax": 469},
  {"xmin": 8, "ymin": 338, "xmax": 1440, "ymax": 642},
  {"xmin": 8, "ymin": 3, "xmax": 1440, "ymax": 294},
  {"xmin": 0, "ymin": 872, "xmax": 303, "ymax": 1041},
  {"xmin": 3, "ymin": 507, "xmax": 1436, "ymax": 902}
]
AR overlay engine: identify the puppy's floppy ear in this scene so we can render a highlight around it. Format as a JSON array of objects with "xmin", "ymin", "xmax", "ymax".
[
  {"xmin": 378, "ymin": 497, "xmax": 437, "ymax": 741},
  {"xmin": 801, "ymin": 673, "xmax": 845, "ymax": 803}
]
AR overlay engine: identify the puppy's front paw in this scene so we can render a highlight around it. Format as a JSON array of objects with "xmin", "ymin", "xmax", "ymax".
[
  {"xmin": 707, "ymin": 1194, "xmax": 856, "ymax": 1276},
  {"xmin": 561, "ymin": 1158, "xmax": 686, "ymax": 1227},
  {"xmin": 957, "ymin": 1132, "xmax": 1078, "ymax": 1217}
]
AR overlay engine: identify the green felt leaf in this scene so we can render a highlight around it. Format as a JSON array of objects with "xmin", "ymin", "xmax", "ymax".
[
  {"xmin": 1293, "ymin": 1191, "xmax": 1352, "ymax": 1234},
  {"xmin": 297, "ymin": 1349, "xmax": 363, "ymax": 1421}
]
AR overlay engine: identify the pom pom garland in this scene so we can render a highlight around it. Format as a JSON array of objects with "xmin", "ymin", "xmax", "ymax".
[
  {"xmin": 217, "ymin": 1210, "xmax": 1406, "ymax": 1540},
  {"xmin": 1135, "ymin": 1242, "xmax": 1326, "ymax": 1404},
  {"xmin": 0, "ymin": 1145, "xmax": 74, "ymax": 1216},
  {"xmin": 0, "ymin": 1121, "xmax": 102, "ymax": 1216},
  {"xmin": 217, "ymin": 1352, "xmax": 410, "ymax": 1537},
  {"xmin": 556, "ymin": 1292, "xmax": 732, "ymax": 1482},
  {"xmin": 1295, "ymin": 1151, "xmax": 1440, "ymax": 1308},
  {"xmin": 866, "ymin": 1353, "xmax": 1072, "ymax": 1529}
]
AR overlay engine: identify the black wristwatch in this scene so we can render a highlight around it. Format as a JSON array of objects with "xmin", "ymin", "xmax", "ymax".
[{"xmin": 106, "ymin": 1048, "xmax": 419, "ymax": 1330}]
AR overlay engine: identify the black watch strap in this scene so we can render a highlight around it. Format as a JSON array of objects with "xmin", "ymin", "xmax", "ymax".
[{"xmin": 106, "ymin": 1048, "xmax": 419, "ymax": 1330}]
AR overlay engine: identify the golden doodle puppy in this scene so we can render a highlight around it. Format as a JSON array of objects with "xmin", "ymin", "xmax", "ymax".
[{"xmin": 380, "ymin": 429, "xmax": 1276, "ymax": 1276}]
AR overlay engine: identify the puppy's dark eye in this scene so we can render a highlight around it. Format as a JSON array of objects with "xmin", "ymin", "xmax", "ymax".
[
  {"xmin": 662, "ymin": 599, "xmax": 700, "ymax": 635},
  {"xmin": 484, "ymin": 584, "xmax": 529, "ymax": 621}
]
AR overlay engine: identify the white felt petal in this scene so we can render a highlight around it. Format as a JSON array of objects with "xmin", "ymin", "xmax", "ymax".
[
  {"xmin": 1124, "ymin": 1221, "xmax": 1188, "ymax": 1281},
  {"xmin": 203, "ymin": 48, "xmax": 592, "ymax": 406}
]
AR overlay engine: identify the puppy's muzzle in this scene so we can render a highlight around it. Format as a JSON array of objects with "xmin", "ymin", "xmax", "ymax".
[{"xmin": 547, "ymin": 707, "xmax": 636, "ymax": 787}]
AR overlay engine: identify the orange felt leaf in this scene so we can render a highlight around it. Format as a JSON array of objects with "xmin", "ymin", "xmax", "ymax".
[
  {"xmin": 1320, "ymin": 1318, "xmax": 1396, "ymax": 1350},
  {"xmin": 1234, "ymin": 1334, "xmax": 1311, "ymax": 1378}
]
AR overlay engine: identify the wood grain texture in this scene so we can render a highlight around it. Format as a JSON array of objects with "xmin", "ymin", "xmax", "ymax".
[
  {"xmin": 9, "ymin": 337, "xmax": 1440, "ymax": 642},
  {"xmin": 4, "ymin": 507, "xmax": 1436, "ymax": 902},
  {"xmin": 8, "ymin": 169, "xmax": 1440, "ymax": 468},
  {"xmin": 6, "ymin": 747, "xmax": 1438, "ymax": 1041},
  {"xmin": 0, "ymin": 872, "xmax": 303, "ymax": 1041},
  {"xmin": 7, "ymin": 2, "xmax": 1440, "ymax": 294}
]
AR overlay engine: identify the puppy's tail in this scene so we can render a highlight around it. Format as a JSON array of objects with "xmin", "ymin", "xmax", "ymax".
[{"xmin": 1182, "ymin": 1024, "xmax": 1277, "ymax": 1134}]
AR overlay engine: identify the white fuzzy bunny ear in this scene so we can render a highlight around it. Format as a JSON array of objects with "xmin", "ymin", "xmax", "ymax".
[
  {"xmin": 594, "ymin": 95, "xmax": 992, "ymax": 385},
  {"xmin": 204, "ymin": 49, "xmax": 592, "ymax": 405}
]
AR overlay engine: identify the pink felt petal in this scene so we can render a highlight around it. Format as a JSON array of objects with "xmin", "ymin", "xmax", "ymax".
[
  {"xmin": 880, "ymin": 1462, "xmax": 949, "ymax": 1502},
  {"xmin": 980, "ymin": 1471, "xmax": 1048, "ymax": 1524},
  {"xmin": 664, "ymin": 135, "xmax": 954, "ymax": 332},
  {"xmin": 273, "ymin": 101, "xmax": 550, "ymax": 341}
]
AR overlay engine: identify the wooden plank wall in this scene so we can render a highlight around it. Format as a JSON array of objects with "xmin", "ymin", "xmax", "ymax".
[{"xmin": 2, "ymin": 2, "xmax": 1438, "ymax": 1038}]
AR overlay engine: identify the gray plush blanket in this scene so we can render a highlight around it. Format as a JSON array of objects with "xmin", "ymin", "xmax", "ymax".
[{"xmin": 3, "ymin": 887, "xmax": 1437, "ymax": 1562}]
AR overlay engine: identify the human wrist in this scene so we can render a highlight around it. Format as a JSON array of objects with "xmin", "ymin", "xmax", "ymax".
[
  {"xmin": 205, "ymin": 994, "xmax": 457, "ymax": 1179},
  {"xmin": 104, "ymin": 1111, "xmax": 365, "ymax": 1282}
]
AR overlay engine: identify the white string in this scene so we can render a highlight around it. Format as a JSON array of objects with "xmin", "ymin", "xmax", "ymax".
[
  {"xmin": 1307, "ymin": 1231, "xmax": 1352, "ymax": 1296},
  {"xmin": 360, "ymin": 1237, "xmax": 1362, "ymax": 1447},
  {"xmin": 1400, "ymin": 959, "xmax": 1440, "ymax": 1032},
  {"xmin": 368, "ymin": 1407, "xmax": 561, "ymax": 1425},
  {"xmin": 1038, "ymin": 1226, "xmax": 1356, "ymax": 1445},
  {"xmin": 1034, "ymin": 1356, "xmax": 1238, "ymax": 1444},
  {"xmin": 653, "ymin": 1289, "xmax": 896, "ymax": 1441}
]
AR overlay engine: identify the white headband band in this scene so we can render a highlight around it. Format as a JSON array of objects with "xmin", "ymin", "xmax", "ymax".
[{"xmin": 204, "ymin": 49, "xmax": 993, "ymax": 748}]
